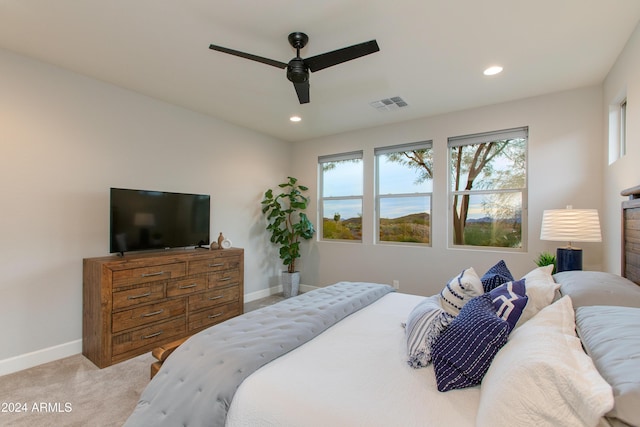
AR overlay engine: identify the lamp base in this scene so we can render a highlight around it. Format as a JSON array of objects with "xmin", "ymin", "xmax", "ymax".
[{"xmin": 556, "ymin": 247, "xmax": 582, "ymax": 272}]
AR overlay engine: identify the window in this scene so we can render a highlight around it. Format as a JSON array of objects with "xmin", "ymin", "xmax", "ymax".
[
  {"xmin": 608, "ymin": 95, "xmax": 627, "ymax": 164},
  {"xmin": 448, "ymin": 127, "xmax": 527, "ymax": 249},
  {"xmin": 319, "ymin": 151, "xmax": 363, "ymax": 241},
  {"xmin": 375, "ymin": 142, "xmax": 433, "ymax": 244}
]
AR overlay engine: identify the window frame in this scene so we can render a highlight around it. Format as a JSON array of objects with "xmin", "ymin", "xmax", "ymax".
[
  {"xmin": 447, "ymin": 127, "xmax": 528, "ymax": 251},
  {"xmin": 374, "ymin": 141, "xmax": 433, "ymax": 246},
  {"xmin": 620, "ymin": 99, "xmax": 627, "ymax": 157},
  {"xmin": 318, "ymin": 151, "xmax": 364, "ymax": 242}
]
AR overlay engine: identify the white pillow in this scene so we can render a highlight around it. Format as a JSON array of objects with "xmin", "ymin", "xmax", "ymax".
[
  {"xmin": 440, "ymin": 267, "xmax": 484, "ymax": 316},
  {"xmin": 515, "ymin": 265, "xmax": 559, "ymax": 326},
  {"xmin": 476, "ymin": 296, "xmax": 614, "ymax": 427}
]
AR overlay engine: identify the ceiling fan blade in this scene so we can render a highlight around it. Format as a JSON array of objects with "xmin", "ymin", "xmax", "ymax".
[
  {"xmin": 293, "ymin": 81, "xmax": 310, "ymax": 104},
  {"xmin": 304, "ymin": 40, "xmax": 379, "ymax": 72},
  {"xmin": 209, "ymin": 44, "xmax": 288, "ymax": 69}
]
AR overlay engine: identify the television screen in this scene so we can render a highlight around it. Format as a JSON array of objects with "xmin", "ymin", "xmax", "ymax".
[{"xmin": 110, "ymin": 188, "xmax": 210, "ymax": 254}]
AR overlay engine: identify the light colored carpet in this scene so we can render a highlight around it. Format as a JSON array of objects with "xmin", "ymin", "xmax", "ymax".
[
  {"xmin": 0, "ymin": 295, "xmax": 286, "ymax": 427},
  {"xmin": 0, "ymin": 352, "xmax": 154, "ymax": 427}
]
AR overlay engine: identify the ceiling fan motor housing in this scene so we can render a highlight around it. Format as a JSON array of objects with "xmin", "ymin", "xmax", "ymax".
[{"xmin": 287, "ymin": 58, "xmax": 308, "ymax": 83}]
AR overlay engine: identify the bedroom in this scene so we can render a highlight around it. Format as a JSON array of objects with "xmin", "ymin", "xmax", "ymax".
[{"xmin": 0, "ymin": 1, "xmax": 639, "ymax": 423}]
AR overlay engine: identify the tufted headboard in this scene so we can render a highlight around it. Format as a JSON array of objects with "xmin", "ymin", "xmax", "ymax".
[{"xmin": 621, "ymin": 185, "xmax": 640, "ymax": 285}]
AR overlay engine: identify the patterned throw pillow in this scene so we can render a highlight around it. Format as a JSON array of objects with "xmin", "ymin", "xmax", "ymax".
[
  {"xmin": 405, "ymin": 295, "xmax": 456, "ymax": 368},
  {"xmin": 431, "ymin": 294, "xmax": 511, "ymax": 392},
  {"xmin": 440, "ymin": 267, "xmax": 484, "ymax": 316},
  {"xmin": 481, "ymin": 260, "xmax": 514, "ymax": 292},
  {"xmin": 488, "ymin": 279, "xmax": 528, "ymax": 331}
]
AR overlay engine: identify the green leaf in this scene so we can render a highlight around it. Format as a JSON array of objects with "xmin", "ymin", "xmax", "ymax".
[{"xmin": 262, "ymin": 177, "xmax": 315, "ymax": 271}]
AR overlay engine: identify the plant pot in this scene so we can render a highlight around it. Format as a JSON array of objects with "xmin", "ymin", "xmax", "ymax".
[{"xmin": 281, "ymin": 271, "xmax": 300, "ymax": 298}]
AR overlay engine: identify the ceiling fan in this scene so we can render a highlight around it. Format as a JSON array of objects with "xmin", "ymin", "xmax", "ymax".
[{"xmin": 209, "ymin": 32, "xmax": 379, "ymax": 104}]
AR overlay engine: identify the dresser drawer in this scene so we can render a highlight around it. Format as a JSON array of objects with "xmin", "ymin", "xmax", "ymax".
[
  {"xmin": 167, "ymin": 276, "xmax": 206, "ymax": 297},
  {"xmin": 188, "ymin": 286, "xmax": 240, "ymax": 312},
  {"xmin": 188, "ymin": 255, "xmax": 241, "ymax": 275},
  {"xmin": 112, "ymin": 282, "xmax": 165, "ymax": 310},
  {"xmin": 112, "ymin": 262, "xmax": 186, "ymax": 287},
  {"xmin": 208, "ymin": 270, "xmax": 241, "ymax": 289},
  {"xmin": 112, "ymin": 299, "xmax": 186, "ymax": 333},
  {"xmin": 189, "ymin": 301, "xmax": 241, "ymax": 331},
  {"xmin": 112, "ymin": 317, "xmax": 186, "ymax": 357}
]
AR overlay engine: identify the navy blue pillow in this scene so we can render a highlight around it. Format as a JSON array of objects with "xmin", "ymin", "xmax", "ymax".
[
  {"xmin": 488, "ymin": 279, "xmax": 528, "ymax": 331},
  {"xmin": 431, "ymin": 294, "xmax": 510, "ymax": 392},
  {"xmin": 481, "ymin": 260, "xmax": 514, "ymax": 292}
]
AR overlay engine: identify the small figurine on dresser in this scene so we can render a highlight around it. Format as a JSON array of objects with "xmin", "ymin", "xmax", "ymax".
[{"xmin": 212, "ymin": 232, "xmax": 232, "ymax": 250}]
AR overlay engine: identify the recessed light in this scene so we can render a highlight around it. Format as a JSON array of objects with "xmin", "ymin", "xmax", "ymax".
[
  {"xmin": 483, "ymin": 66, "xmax": 503, "ymax": 76},
  {"xmin": 290, "ymin": 115, "xmax": 301, "ymax": 122}
]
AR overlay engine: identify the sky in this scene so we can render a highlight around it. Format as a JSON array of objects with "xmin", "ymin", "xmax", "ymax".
[
  {"xmin": 322, "ymin": 155, "xmax": 521, "ymax": 221},
  {"xmin": 322, "ymin": 157, "xmax": 431, "ymax": 220}
]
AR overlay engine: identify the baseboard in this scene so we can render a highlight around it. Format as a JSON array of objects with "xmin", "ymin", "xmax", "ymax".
[
  {"xmin": 1, "ymin": 286, "xmax": 319, "ymax": 377},
  {"xmin": 244, "ymin": 284, "xmax": 317, "ymax": 302},
  {"xmin": 0, "ymin": 339, "xmax": 82, "ymax": 377}
]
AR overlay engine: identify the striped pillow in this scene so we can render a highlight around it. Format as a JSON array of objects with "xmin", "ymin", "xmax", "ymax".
[
  {"xmin": 432, "ymin": 294, "xmax": 510, "ymax": 392},
  {"xmin": 405, "ymin": 295, "xmax": 455, "ymax": 368},
  {"xmin": 440, "ymin": 267, "xmax": 484, "ymax": 316}
]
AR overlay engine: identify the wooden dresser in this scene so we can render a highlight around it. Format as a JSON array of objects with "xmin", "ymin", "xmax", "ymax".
[
  {"xmin": 82, "ymin": 248, "xmax": 244, "ymax": 368},
  {"xmin": 622, "ymin": 185, "xmax": 640, "ymax": 284}
]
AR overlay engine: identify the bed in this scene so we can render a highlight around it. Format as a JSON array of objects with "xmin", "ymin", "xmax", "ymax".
[{"xmin": 123, "ymin": 187, "xmax": 640, "ymax": 427}]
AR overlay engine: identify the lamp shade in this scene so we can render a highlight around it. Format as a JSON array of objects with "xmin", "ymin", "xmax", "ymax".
[{"xmin": 540, "ymin": 207, "xmax": 601, "ymax": 244}]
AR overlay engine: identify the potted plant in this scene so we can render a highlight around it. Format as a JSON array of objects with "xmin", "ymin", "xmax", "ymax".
[
  {"xmin": 261, "ymin": 176, "xmax": 315, "ymax": 297},
  {"xmin": 535, "ymin": 251, "xmax": 557, "ymax": 274}
]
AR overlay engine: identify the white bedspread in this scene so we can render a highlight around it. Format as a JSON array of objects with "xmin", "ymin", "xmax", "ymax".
[{"xmin": 226, "ymin": 292, "xmax": 480, "ymax": 427}]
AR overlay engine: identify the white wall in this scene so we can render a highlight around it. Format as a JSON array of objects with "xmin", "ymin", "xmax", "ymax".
[
  {"xmin": 0, "ymin": 48, "xmax": 290, "ymax": 371},
  {"xmin": 603, "ymin": 22, "xmax": 640, "ymax": 273},
  {"xmin": 292, "ymin": 86, "xmax": 604, "ymax": 297}
]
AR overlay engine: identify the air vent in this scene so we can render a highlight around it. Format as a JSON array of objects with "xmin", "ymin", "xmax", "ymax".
[{"xmin": 369, "ymin": 96, "xmax": 408, "ymax": 112}]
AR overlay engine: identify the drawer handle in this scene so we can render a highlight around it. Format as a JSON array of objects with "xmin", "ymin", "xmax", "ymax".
[
  {"xmin": 208, "ymin": 312, "xmax": 224, "ymax": 319},
  {"xmin": 208, "ymin": 295, "xmax": 224, "ymax": 301},
  {"xmin": 127, "ymin": 292, "xmax": 151, "ymax": 300},
  {"xmin": 143, "ymin": 330, "xmax": 163, "ymax": 339},
  {"xmin": 141, "ymin": 309, "xmax": 164, "ymax": 318},
  {"xmin": 141, "ymin": 271, "xmax": 165, "ymax": 278},
  {"xmin": 219, "ymin": 277, "xmax": 232, "ymax": 282},
  {"xmin": 178, "ymin": 283, "xmax": 198, "ymax": 289},
  {"xmin": 208, "ymin": 263, "xmax": 225, "ymax": 267}
]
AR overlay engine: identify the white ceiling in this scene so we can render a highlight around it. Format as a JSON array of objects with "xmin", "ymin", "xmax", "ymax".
[{"xmin": 1, "ymin": 1, "xmax": 639, "ymax": 142}]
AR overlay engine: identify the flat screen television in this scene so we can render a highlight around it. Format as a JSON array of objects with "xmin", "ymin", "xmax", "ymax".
[{"xmin": 110, "ymin": 187, "xmax": 210, "ymax": 254}]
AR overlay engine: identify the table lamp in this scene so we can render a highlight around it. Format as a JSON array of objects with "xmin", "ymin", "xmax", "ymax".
[{"xmin": 540, "ymin": 206, "xmax": 602, "ymax": 272}]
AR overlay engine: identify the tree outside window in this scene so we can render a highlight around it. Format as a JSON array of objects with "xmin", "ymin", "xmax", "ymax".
[
  {"xmin": 319, "ymin": 151, "xmax": 363, "ymax": 241},
  {"xmin": 448, "ymin": 127, "xmax": 528, "ymax": 249},
  {"xmin": 375, "ymin": 142, "xmax": 433, "ymax": 244}
]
